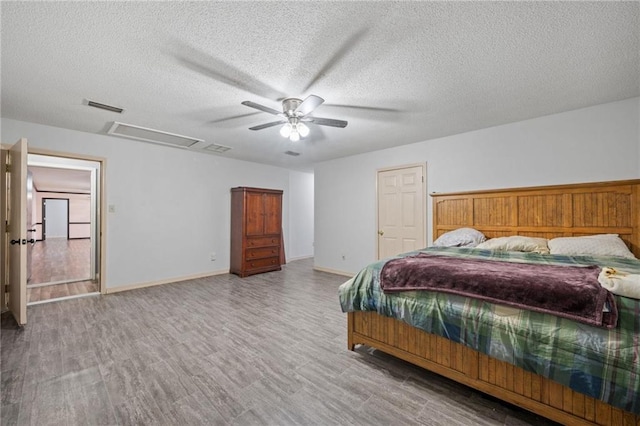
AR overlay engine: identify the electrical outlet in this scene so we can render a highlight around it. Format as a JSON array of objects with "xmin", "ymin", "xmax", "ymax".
[{"xmin": 210, "ymin": 252, "xmax": 216, "ymax": 261}]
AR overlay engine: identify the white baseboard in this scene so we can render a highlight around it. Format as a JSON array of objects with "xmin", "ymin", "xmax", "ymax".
[
  {"xmin": 27, "ymin": 291, "xmax": 100, "ymax": 306},
  {"xmin": 105, "ymin": 269, "xmax": 229, "ymax": 294},
  {"xmin": 287, "ymin": 255, "xmax": 314, "ymax": 262},
  {"xmin": 27, "ymin": 278, "xmax": 91, "ymax": 288},
  {"xmin": 313, "ymin": 266, "xmax": 354, "ymax": 277}
]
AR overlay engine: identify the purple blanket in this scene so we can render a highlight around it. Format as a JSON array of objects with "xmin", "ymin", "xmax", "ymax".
[{"xmin": 380, "ymin": 254, "xmax": 617, "ymax": 329}]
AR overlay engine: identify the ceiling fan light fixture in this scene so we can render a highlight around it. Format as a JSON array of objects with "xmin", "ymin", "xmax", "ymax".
[
  {"xmin": 279, "ymin": 123, "xmax": 292, "ymax": 138},
  {"xmin": 280, "ymin": 117, "xmax": 306, "ymax": 141},
  {"xmin": 297, "ymin": 122, "xmax": 310, "ymax": 137}
]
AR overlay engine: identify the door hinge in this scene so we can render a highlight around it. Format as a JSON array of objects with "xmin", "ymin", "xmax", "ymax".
[
  {"xmin": 4, "ymin": 285, "xmax": 8, "ymax": 293},
  {"xmin": 5, "ymin": 164, "xmax": 10, "ymax": 173},
  {"xmin": 421, "ymin": 175, "xmax": 424, "ymax": 183},
  {"xmin": 4, "ymin": 221, "xmax": 8, "ymax": 233}
]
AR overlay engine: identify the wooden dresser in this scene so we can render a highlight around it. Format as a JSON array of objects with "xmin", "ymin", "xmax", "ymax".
[{"xmin": 230, "ymin": 187, "xmax": 283, "ymax": 277}]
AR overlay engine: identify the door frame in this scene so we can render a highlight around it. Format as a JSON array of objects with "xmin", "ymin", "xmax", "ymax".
[
  {"xmin": 28, "ymin": 148, "xmax": 107, "ymax": 295},
  {"xmin": 375, "ymin": 162, "xmax": 427, "ymax": 260},
  {"xmin": 1, "ymin": 148, "xmax": 8, "ymax": 312},
  {"xmin": 42, "ymin": 197, "xmax": 70, "ymax": 240}
]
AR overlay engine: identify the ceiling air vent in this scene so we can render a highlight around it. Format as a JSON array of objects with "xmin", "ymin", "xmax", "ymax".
[
  {"xmin": 204, "ymin": 143, "xmax": 231, "ymax": 153},
  {"xmin": 107, "ymin": 122, "xmax": 204, "ymax": 149},
  {"xmin": 87, "ymin": 100, "xmax": 124, "ymax": 113},
  {"xmin": 284, "ymin": 151, "xmax": 300, "ymax": 156}
]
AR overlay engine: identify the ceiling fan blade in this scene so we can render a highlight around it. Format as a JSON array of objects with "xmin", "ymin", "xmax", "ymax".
[
  {"xmin": 324, "ymin": 104, "xmax": 403, "ymax": 113},
  {"xmin": 241, "ymin": 101, "xmax": 282, "ymax": 116},
  {"xmin": 209, "ymin": 112, "xmax": 260, "ymax": 125},
  {"xmin": 249, "ymin": 120, "xmax": 286, "ymax": 131},
  {"xmin": 295, "ymin": 95, "xmax": 324, "ymax": 116},
  {"xmin": 305, "ymin": 116, "xmax": 348, "ymax": 128},
  {"xmin": 301, "ymin": 27, "xmax": 370, "ymax": 93},
  {"xmin": 170, "ymin": 40, "xmax": 286, "ymax": 100},
  {"xmin": 321, "ymin": 104, "xmax": 403, "ymax": 122}
]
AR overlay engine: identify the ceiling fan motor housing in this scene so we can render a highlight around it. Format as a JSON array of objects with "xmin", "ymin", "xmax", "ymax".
[{"xmin": 282, "ymin": 98, "xmax": 303, "ymax": 116}]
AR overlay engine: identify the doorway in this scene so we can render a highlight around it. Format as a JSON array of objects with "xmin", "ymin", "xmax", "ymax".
[
  {"xmin": 26, "ymin": 154, "xmax": 102, "ymax": 304},
  {"xmin": 376, "ymin": 163, "xmax": 426, "ymax": 259}
]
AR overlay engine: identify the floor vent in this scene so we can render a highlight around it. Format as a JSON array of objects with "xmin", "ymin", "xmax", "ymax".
[
  {"xmin": 284, "ymin": 151, "xmax": 300, "ymax": 156},
  {"xmin": 87, "ymin": 100, "xmax": 124, "ymax": 114},
  {"xmin": 204, "ymin": 143, "xmax": 232, "ymax": 153},
  {"xmin": 107, "ymin": 122, "xmax": 203, "ymax": 148}
]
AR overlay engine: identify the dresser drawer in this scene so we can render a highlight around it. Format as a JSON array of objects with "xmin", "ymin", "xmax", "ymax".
[
  {"xmin": 244, "ymin": 256, "xmax": 280, "ymax": 271},
  {"xmin": 246, "ymin": 237, "xmax": 280, "ymax": 248},
  {"xmin": 246, "ymin": 246, "xmax": 279, "ymax": 260}
]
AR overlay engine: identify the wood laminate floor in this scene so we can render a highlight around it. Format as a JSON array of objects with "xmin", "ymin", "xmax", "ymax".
[
  {"xmin": 29, "ymin": 239, "xmax": 91, "ymax": 285},
  {"xmin": 27, "ymin": 238, "xmax": 97, "ymax": 303},
  {"xmin": 1, "ymin": 259, "xmax": 559, "ymax": 425}
]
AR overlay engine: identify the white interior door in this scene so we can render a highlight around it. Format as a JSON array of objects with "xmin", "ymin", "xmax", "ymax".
[
  {"xmin": 377, "ymin": 164, "xmax": 426, "ymax": 260},
  {"xmin": 9, "ymin": 138, "xmax": 28, "ymax": 325},
  {"xmin": 43, "ymin": 199, "xmax": 69, "ymax": 239}
]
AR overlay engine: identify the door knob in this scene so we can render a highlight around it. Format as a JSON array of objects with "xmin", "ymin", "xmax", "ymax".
[
  {"xmin": 10, "ymin": 239, "xmax": 21, "ymax": 245},
  {"xmin": 27, "ymin": 239, "xmax": 35, "ymax": 244},
  {"xmin": 378, "ymin": 230, "xmax": 384, "ymax": 236},
  {"xmin": 27, "ymin": 229, "xmax": 36, "ymax": 233}
]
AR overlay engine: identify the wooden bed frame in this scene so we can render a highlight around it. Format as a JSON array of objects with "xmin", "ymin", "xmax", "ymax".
[{"xmin": 348, "ymin": 179, "xmax": 640, "ymax": 426}]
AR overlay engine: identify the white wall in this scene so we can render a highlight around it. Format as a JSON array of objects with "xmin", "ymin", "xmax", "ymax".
[
  {"xmin": 315, "ymin": 97, "xmax": 640, "ymax": 275},
  {"xmin": 287, "ymin": 171, "xmax": 314, "ymax": 260},
  {"xmin": 2, "ymin": 118, "xmax": 314, "ymax": 289}
]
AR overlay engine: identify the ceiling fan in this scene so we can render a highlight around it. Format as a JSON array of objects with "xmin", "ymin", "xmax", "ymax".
[{"xmin": 241, "ymin": 95, "xmax": 348, "ymax": 142}]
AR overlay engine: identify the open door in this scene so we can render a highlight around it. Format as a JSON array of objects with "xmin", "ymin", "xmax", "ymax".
[{"xmin": 8, "ymin": 138, "xmax": 28, "ymax": 325}]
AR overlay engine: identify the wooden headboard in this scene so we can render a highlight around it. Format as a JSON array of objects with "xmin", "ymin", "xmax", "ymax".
[{"xmin": 431, "ymin": 179, "xmax": 640, "ymax": 258}]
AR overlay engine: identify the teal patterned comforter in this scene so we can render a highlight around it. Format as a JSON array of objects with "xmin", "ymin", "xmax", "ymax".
[{"xmin": 338, "ymin": 247, "xmax": 640, "ymax": 414}]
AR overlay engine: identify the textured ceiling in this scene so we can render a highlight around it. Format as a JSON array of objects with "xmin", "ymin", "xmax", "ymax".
[
  {"xmin": 2, "ymin": 2, "xmax": 639, "ymax": 171},
  {"xmin": 29, "ymin": 166, "xmax": 91, "ymax": 194}
]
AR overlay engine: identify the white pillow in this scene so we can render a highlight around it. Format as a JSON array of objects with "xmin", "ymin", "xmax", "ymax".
[
  {"xmin": 476, "ymin": 236, "xmax": 550, "ymax": 254},
  {"xmin": 433, "ymin": 228, "xmax": 486, "ymax": 248},
  {"xmin": 548, "ymin": 234, "xmax": 636, "ymax": 259}
]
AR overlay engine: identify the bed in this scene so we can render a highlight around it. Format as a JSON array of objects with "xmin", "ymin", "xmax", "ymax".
[{"xmin": 340, "ymin": 179, "xmax": 640, "ymax": 426}]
